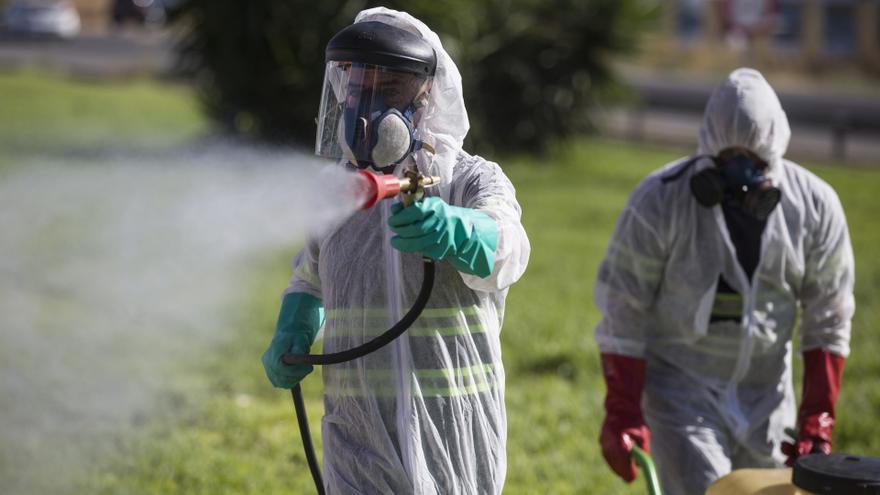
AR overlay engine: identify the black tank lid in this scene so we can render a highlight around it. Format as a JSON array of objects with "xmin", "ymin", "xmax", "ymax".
[
  {"xmin": 793, "ymin": 453, "xmax": 880, "ymax": 494},
  {"xmin": 325, "ymin": 21, "xmax": 436, "ymax": 76}
]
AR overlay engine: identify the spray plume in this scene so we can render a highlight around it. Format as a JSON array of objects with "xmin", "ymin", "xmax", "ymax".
[{"xmin": 0, "ymin": 143, "xmax": 368, "ymax": 494}]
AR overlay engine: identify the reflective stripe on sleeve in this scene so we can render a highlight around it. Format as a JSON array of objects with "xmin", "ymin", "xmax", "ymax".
[{"xmin": 605, "ymin": 241, "xmax": 664, "ymax": 280}]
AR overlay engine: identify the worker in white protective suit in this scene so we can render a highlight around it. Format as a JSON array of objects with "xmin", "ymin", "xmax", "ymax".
[
  {"xmin": 261, "ymin": 8, "xmax": 530, "ymax": 494},
  {"xmin": 594, "ymin": 68, "xmax": 854, "ymax": 495}
]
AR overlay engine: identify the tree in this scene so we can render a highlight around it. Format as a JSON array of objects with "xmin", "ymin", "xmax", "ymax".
[{"xmin": 170, "ymin": 0, "xmax": 655, "ymax": 153}]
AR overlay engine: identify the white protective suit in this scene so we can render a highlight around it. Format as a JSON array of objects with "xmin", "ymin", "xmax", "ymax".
[
  {"xmin": 287, "ymin": 8, "xmax": 530, "ymax": 494},
  {"xmin": 594, "ymin": 68, "xmax": 854, "ymax": 495}
]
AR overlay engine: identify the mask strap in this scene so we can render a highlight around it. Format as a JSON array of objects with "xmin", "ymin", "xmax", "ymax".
[
  {"xmin": 661, "ymin": 155, "xmax": 714, "ymax": 184},
  {"xmin": 403, "ymin": 102, "xmax": 437, "ymax": 155},
  {"xmin": 402, "ymin": 104, "xmax": 419, "ymax": 123}
]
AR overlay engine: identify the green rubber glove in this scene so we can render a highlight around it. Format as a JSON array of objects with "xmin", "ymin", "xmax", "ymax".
[
  {"xmin": 388, "ymin": 196, "xmax": 498, "ymax": 278},
  {"xmin": 261, "ymin": 292, "xmax": 324, "ymax": 389}
]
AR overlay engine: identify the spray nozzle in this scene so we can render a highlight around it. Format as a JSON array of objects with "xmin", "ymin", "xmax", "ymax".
[{"xmin": 356, "ymin": 169, "xmax": 440, "ymax": 210}]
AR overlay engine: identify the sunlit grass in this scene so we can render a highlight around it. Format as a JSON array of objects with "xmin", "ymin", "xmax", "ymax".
[{"xmin": 0, "ymin": 70, "xmax": 208, "ymax": 165}]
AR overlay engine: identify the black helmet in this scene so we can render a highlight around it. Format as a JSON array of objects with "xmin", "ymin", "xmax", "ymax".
[{"xmin": 325, "ymin": 21, "xmax": 436, "ymax": 77}]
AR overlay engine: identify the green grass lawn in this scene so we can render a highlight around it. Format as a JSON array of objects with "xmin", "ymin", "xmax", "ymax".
[
  {"xmin": 0, "ymin": 70, "xmax": 206, "ymax": 173},
  {"xmin": 1, "ymin": 70, "xmax": 878, "ymax": 495}
]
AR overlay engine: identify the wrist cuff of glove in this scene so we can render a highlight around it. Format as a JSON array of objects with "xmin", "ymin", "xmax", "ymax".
[
  {"xmin": 276, "ymin": 292, "xmax": 324, "ymax": 345},
  {"xmin": 800, "ymin": 348, "xmax": 845, "ymax": 420},
  {"xmin": 449, "ymin": 209, "xmax": 498, "ymax": 278},
  {"xmin": 601, "ymin": 354, "xmax": 646, "ymax": 417},
  {"xmin": 800, "ymin": 412, "xmax": 835, "ymax": 443}
]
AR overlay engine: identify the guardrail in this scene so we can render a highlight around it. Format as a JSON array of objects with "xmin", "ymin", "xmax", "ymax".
[{"xmin": 625, "ymin": 74, "xmax": 880, "ymax": 161}]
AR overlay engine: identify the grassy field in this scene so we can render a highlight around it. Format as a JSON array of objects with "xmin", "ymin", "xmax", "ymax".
[
  {"xmin": 0, "ymin": 70, "xmax": 205, "ymax": 170},
  {"xmin": 1, "ymin": 70, "xmax": 878, "ymax": 495}
]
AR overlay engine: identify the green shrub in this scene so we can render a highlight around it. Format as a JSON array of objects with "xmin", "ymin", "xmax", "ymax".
[{"xmin": 170, "ymin": 0, "xmax": 655, "ymax": 153}]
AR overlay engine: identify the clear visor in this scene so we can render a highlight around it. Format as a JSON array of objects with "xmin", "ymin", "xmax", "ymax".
[{"xmin": 315, "ymin": 61, "xmax": 432, "ymax": 166}]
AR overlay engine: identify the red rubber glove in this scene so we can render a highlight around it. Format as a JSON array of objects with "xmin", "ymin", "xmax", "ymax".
[
  {"xmin": 599, "ymin": 353, "xmax": 650, "ymax": 483},
  {"xmin": 781, "ymin": 348, "xmax": 845, "ymax": 466}
]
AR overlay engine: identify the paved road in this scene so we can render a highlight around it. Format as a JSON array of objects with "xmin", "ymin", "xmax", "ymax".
[
  {"xmin": 0, "ymin": 31, "xmax": 172, "ymax": 78},
  {"xmin": 598, "ymin": 106, "xmax": 880, "ymax": 166},
  {"xmin": 608, "ymin": 67, "xmax": 880, "ymax": 165}
]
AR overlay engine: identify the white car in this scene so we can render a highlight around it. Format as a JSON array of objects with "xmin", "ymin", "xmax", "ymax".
[{"xmin": 2, "ymin": 0, "xmax": 81, "ymax": 39}]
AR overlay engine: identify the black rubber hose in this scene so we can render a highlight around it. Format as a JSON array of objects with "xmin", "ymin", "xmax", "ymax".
[
  {"xmin": 281, "ymin": 259, "xmax": 435, "ymax": 366},
  {"xmin": 291, "ymin": 384, "xmax": 325, "ymax": 495},
  {"xmin": 285, "ymin": 260, "xmax": 435, "ymax": 495}
]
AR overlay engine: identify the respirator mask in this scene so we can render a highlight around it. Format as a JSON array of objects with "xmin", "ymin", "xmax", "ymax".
[
  {"xmin": 315, "ymin": 21, "xmax": 437, "ymax": 174},
  {"xmin": 688, "ymin": 147, "xmax": 781, "ymax": 220}
]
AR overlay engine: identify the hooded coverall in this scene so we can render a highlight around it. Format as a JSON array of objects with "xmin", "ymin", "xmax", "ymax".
[
  {"xmin": 282, "ymin": 8, "xmax": 531, "ymax": 494},
  {"xmin": 595, "ymin": 68, "xmax": 855, "ymax": 494}
]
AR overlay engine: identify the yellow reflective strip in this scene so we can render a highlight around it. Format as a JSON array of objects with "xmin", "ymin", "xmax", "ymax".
[
  {"xmin": 407, "ymin": 323, "xmax": 485, "ymax": 337},
  {"xmin": 608, "ymin": 241, "xmax": 664, "ymax": 268},
  {"xmin": 324, "ymin": 305, "xmax": 485, "ymax": 338},
  {"xmin": 606, "ymin": 241, "xmax": 663, "ymax": 278},
  {"xmin": 322, "ymin": 323, "xmax": 483, "ymax": 338},
  {"xmin": 416, "ymin": 364, "xmax": 497, "ymax": 397},
  {"xmin": 415, "ymin": 363, "xmax": 496, "ymax": 380},
  {"xmin": 325, "ymin": 306, "xmax": 480, "ymax": 319},
  {"xmin": 325, "ymin": 363, "xmax": 499, "ymax": 398},
  {"xmin": 326, "ymin": 363, "xmax": 496, "ymax": 380},
  {"xmin": 325, "ymin": 381, "xmax": 497, "ymax": 399},
  {"xmin": 712, "ymin": 299, "xmax": 742, "ymax": 317},
  {"xmin": 421, "ymin": 306, "xmax": 480, "ymax": 318},
  {"xmin": 807, "ymin": 245, "xmax": 850, "ymax": 287},
  {"xmin": 416, "ymin": 380, "xmax": 495, "ymax": 398}
]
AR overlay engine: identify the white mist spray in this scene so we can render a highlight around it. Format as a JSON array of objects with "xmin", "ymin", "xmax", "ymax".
[{"xmin": 0, "ymin": 143, "xmax": 369, "ymax": 494}]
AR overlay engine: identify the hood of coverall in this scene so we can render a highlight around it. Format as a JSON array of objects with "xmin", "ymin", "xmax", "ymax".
[
  {"xmin": 353, "ymin": 7, "xmax": 469, "ymax": 196},
  {"xmin": 697, "ymin": 68, "xmax": 791, "ymax": 175}
]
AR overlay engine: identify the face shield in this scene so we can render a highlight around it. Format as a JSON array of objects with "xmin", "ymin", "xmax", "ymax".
[
  {"xmin": 315, "ymin": 62, "xmax": 432, "ymax": 171},
  {"xmin": 315, "ymin": 20, "xmax": 437, "ymax": 173}
]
